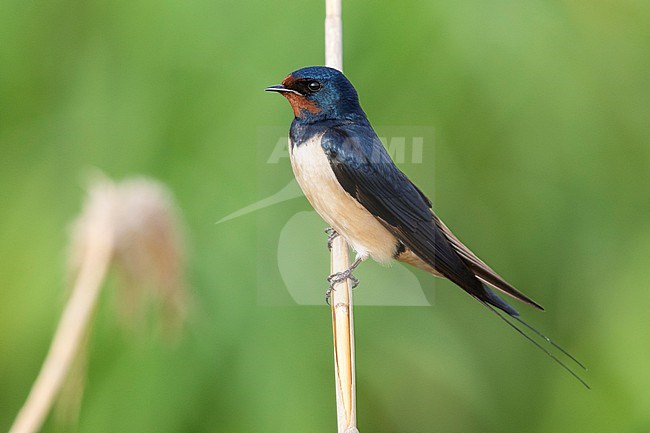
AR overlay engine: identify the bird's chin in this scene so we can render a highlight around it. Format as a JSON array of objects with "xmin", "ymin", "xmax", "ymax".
[{"xmin": 283, "ymin": 93, "xmax": 321, "ymax": 117}]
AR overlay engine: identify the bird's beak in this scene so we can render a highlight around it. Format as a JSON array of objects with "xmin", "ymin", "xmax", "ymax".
[{"xmin": 264, "ymin": 84, "xmax": 303, "ymax": 96}]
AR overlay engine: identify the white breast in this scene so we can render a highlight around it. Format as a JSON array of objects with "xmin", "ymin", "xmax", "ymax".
[{"xmin": 289, "ymin": 135, "xmax": 397, "ymax": 263}]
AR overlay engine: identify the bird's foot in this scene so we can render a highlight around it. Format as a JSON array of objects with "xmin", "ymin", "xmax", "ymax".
[
  {"xmin": 325, "ymin": 267, "xmax": 360, "ymax": 305},
  {"xmin": 328, "ymin": 269, "xmax": 360, "ymax": 289},
  {"xmin": 324, "ymin": 227, "xmax": 339, "ymax": 251}
]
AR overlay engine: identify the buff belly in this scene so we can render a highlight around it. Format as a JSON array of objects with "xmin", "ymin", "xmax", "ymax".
[{"xmin": 289, "ymin": 135, "xmax": 397, "ymax": 263}]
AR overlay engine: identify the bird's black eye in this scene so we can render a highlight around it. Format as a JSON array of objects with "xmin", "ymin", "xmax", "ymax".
[{"xmin": 308, "ymin": 81, "xmax": 322, "ymax": 92}]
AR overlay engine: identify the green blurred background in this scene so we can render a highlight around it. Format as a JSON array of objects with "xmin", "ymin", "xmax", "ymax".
[{"xmin": 2, "ymin": 0, "xmax": 649, "ymax": 432}]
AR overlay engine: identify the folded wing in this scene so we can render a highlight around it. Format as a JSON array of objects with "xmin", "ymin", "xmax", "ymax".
[{"xmin": 321, "ymin": 124, "xmax": 542, "ymax": 315}]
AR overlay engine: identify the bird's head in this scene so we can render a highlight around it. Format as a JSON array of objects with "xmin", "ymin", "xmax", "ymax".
[{"xmin": 265, "ymin": 66, "xmax": 363, "ymax": 122}]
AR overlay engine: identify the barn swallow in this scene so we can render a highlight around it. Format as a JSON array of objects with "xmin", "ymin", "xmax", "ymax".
[{"xmin": 266, "ymin": 66, "xmax": 587, "ymax": 387}]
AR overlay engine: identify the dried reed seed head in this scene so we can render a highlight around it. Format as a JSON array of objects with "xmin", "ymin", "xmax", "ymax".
[
  {"xmin": 111, "ymin": 178, "xmax": 189, "ymax": 332},
  {"xmin": 59, "ymin": 175, "xmax": 189, "ymax": 429},
  {"xmin": 68, "ymin": 176, "xmax": 189, "ymax": 331}
]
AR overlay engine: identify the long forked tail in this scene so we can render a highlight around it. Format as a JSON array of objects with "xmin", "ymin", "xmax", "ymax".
[{"xmin": 480, "ymin": 300, "xmax": 589, "ymax": 389}]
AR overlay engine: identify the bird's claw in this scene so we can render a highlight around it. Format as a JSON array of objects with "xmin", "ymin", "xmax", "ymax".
[
  {"xmin": 325, "ymin": 227, "xmax": 339, "ymax": 251},
  {"xmin": 328, "ymin": 269, "xmax": 359, "ymax": 289},
  {"xmin": 325, "ymin": 269, "xmax": 359, "ymax": 305},
  {"xmin": 325, "ymin": 288, "xmax": 332, "ymax": 305},
  {"xmin": 323, "ymin": 240, "xmax": 363, "ymax": 305}
]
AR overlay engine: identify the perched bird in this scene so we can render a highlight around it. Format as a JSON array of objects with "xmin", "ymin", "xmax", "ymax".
[{"xmin": 266, "ymin": 66, "xmax": 587, "ymax": 386}]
